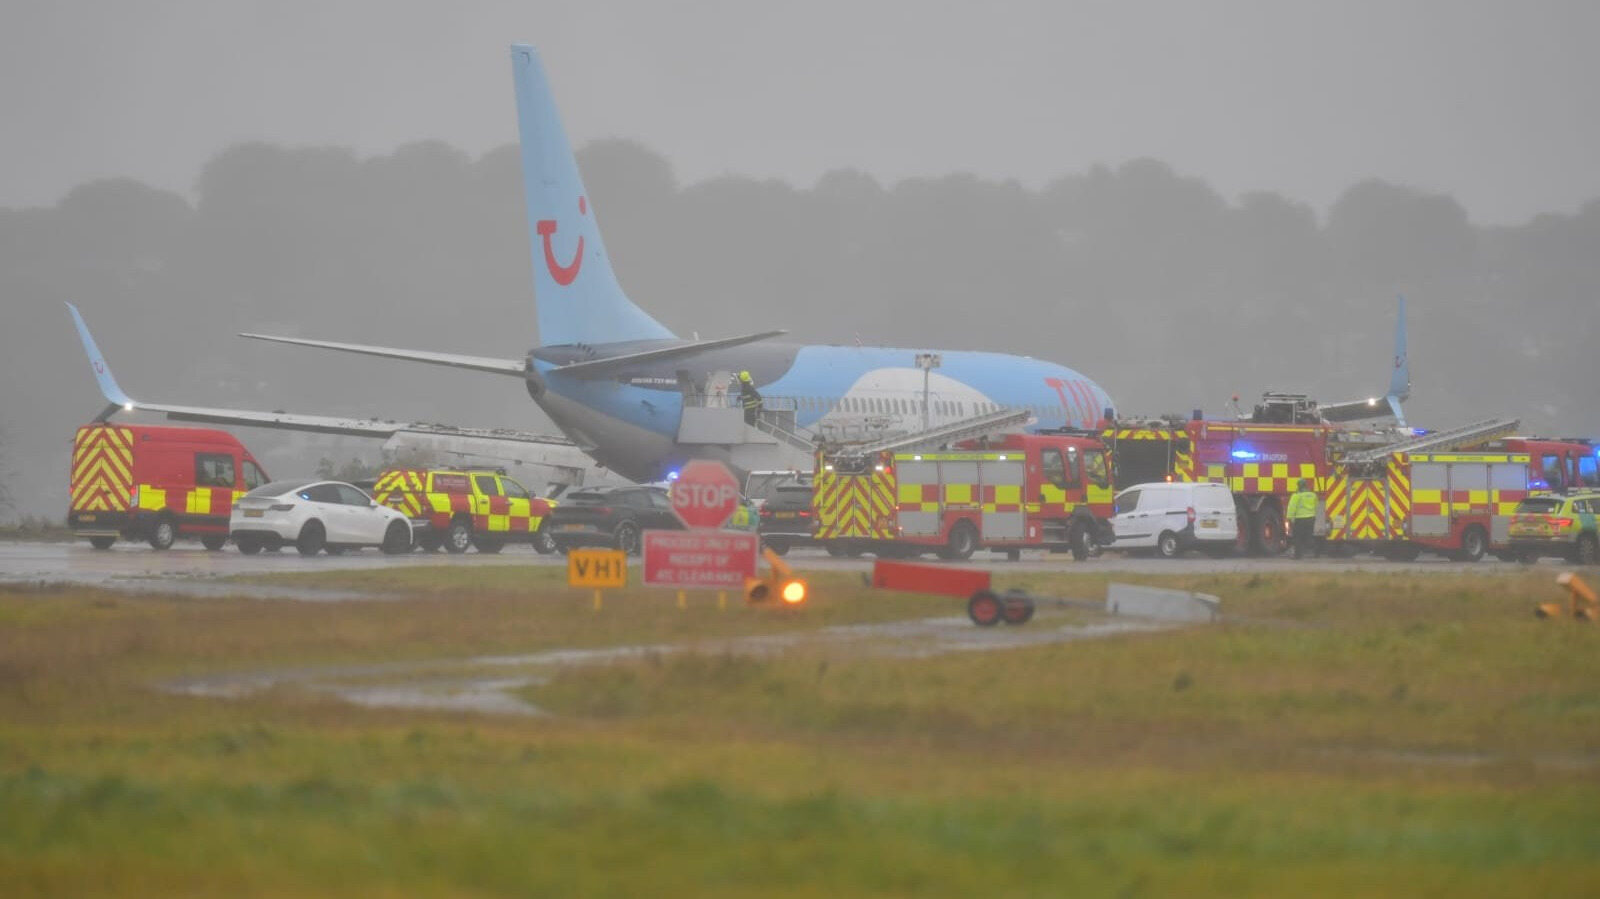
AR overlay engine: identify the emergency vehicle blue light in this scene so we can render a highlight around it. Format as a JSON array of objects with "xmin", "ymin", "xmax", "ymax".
[
  {"xmin": 666, "ymin": 470, "xmax": 680, "ymax": 481},
  {"xmin": 1231, "ymin": 449, "xmax": 1258, "ymax": 461},
  {"xmin": 1530, "ymin": 479, "xmax": 1549, "ymax": 490}
]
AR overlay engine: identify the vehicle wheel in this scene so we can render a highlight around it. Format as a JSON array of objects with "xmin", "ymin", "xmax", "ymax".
[
  {"xmin": 1455, "ymin": 526, "xmax": 1487, "ymax": 563},
  {"xmin": 88, "ymin": 536, "xmax": 116, "ymax": 550},
  {"xmin": 1005, "ymin": 548, "xmax": 1022, "ymax": 562},
  {"xmin": 1575, "ymin": 534, "xmax": 1599, "ymax": 566},
  {"xmin": 556, "ymin": 544, "xmax": 570, "ymax": 556},
  {"xmin": 443, "ymin": 518, "xmax": 472, "ymax": 554},
  {"xmin": 472, "ymin": 535, "xmax": 504, "ymax": 554},
  {"xmin": 615, "ymin": 521, "xmax": 642, "ymax": 556},
  {"xmin": 967, "ymin": 589, "xmax": 1002, "ymax": 627},
  {"xmin": 1001, "ymin": 592, "xmax": 1035, "ymax": 625},
  {"xmin": 532, "ymin": 523, "xmax": 556, "ymax": 555},
  {"xmin": 1157, "ymin": 530, "xmax": 1182, "ymax": 559},
  {"xmin": 1254, "ymin": 505, "xmax": 1285, "ymax": 556},
  {"xmin": 147, "ymin": 516, "xmax": 176, "ymax": 551},
  {"xmin": 764, "ymin": 540, "xmax": 790, "ymax": 557},
  {"xmin": 200, "ymin": 534, "xmax": 228, "ymax": 552},
  {"xmin": 382, "ymin": 521, "xmax": 412, "ymax": 555},
  {"xmin": 236, "ymin": 536, "xmax": 263, "ymax": 555},
  {"xmin": 938, "ymin": 521, "xmax": 978, "ymax": 561},
  {"xmin": 296, "ymin": 520, "xmax": 326, "ymax": 557},
  {"xmin": 1066, "ymin": 520, "xmax": 1091, "ymax": 561}
]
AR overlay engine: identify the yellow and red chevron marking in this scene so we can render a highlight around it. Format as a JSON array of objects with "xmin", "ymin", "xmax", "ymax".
[
  {"xmin": 814, "ymin": 469, "xmax": 895, "ymax": 539},
  {"xmin": 1324, "ymin": 475, "xmax": 1350, "ymax": 538},
  {"xmin": 1344, "ymin": 480, "xmax": 1390, "ymax": 539},
  {"xmin": 372, "ymin": 469, "xmax": 427, "ymax": 517},
  {"xmin": 1173, "ymin": 448, "xmax": 1195, "ymax": 482},
  {"xmin": 1386, "ymin": 458, "xmax": 1410, "ymax": 535},
  {"xmin": 70, "ymin": 426, "xmax": 134, "ymax": 513},
  {"xmin": 1102, "ymin": 428, "xmax": 1178, "ymax": 442}
]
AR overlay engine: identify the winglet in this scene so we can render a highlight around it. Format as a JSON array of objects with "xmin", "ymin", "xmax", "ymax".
[{"xmin": 65, "ymin": 303, "xmax": 135, "ymax": 409}]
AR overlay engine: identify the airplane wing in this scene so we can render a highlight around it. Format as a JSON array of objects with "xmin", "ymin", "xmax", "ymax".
[
  {"xmin": 237, "ymin": 333, "xmax": 528, "ymax": 377},
  {"xmin": 67, "ymin": 303, "xmax": 592, "ymax": 467},
  {"xmin": 549, "ymin": 330, "xmax": 788, "ymax": 379}
]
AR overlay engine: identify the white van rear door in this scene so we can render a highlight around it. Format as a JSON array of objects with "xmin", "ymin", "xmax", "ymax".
[{"xmin": 1192, "ymin": 484, "xmax": 1236, "ymax": 540}]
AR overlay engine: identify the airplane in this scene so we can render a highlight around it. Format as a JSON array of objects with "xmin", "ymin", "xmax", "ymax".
[
  {"xmin": 64, "ymin": 45, "xmax": 1424, "ymax": 487},
  {"xmin": 69, "ymin": 43, "xmax": 1120, "ymax": 484}
]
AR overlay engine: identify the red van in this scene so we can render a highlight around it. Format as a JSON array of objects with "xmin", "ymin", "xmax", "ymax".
[{"xmin": 68, "ymin": 423, "xmax": 270, "ymax": 550}]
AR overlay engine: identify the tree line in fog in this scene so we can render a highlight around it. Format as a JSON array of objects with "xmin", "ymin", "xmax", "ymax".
[{"xmin": 2, "ymin": 138, "xmax": 1596, "ymax": 519}]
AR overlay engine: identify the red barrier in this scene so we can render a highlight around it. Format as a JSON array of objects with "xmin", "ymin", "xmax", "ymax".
[{"xmin": 871, "ymin": 559, "xmax": 992, "ymax": 599}]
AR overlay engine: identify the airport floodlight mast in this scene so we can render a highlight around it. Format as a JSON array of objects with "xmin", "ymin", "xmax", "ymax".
[{"xmin": 916, "ymin": 353, "xmax": 942, "ymax": 431}]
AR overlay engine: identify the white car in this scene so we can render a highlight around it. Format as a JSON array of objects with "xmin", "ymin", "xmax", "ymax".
[
  {"xmin": 231, "ymin": 479, "xmax": 413, "ymax": 556},
  {"xmin": 1110, "ymin": 481, "xmax": 1240, "ymax": 558}
]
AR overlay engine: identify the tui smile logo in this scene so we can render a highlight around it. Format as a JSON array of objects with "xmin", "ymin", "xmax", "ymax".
[{"xmin": 536, "ymin": 196, "xmax": 586, "ymax": 286}]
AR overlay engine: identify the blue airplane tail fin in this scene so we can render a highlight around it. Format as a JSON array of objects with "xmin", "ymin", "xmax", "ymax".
[
  {"xmin": 510, "ymin": 44, "xmax": 675, "ymax": 347},
  {"xmin": 1387, "ymin": 295, "xmax": 1410, "ymax": 427}
]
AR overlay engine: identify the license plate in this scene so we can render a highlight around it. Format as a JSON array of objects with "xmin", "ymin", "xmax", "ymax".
[
  {"xmin": 772, "ymin": 511, "xmax": 797, "ymax": 519},
  {"xmin": 78, "ymin": 514, "xmax": 96, "ymax": 522},
  {"xmin": 243, "ymin": 509, "xmax": 264, "ymax": 518},
  {"xmin": 561, "ymin": 523, "xmax": 587, "ymax": 531},
  {"xmin": 1199, "ymin": 520, "xmax": 1217, "ymax": 529}
]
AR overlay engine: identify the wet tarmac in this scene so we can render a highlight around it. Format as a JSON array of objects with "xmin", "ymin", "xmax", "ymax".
[{"xmin": 0, "ymin": 539, "xmax": 1552, "ymax": 600}]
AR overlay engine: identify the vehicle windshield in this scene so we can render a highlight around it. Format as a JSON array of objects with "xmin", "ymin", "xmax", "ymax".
[
  {"xmin": 564, "ymin": 490, "xmax": 611, "ymax": 504},
  {"xmin": 245, "ymin": 479, "xmax": 315, "ymax": 498},
  {"xmin": 1516, "ymin": 497, "xmax": 1564, "ymax": 514},
  {"xmin": 743, "ymin": 472, "xmax": 805, "ymax": 501}
]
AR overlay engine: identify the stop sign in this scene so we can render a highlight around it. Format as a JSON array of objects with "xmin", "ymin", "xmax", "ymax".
[{"xmin": 670, "ymin": 459, "xmax": 742, "ymax": 529}]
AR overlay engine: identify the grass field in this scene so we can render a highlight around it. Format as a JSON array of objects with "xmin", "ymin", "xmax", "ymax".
[{"xmin": 2, "ymin": 566, "xmax": 1598, "ymax": 896}]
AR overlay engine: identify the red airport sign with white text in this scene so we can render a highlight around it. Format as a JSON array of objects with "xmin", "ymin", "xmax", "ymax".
[{"xmin": 642, "ymin": 529, "xmax": 759, "ymax": 588}]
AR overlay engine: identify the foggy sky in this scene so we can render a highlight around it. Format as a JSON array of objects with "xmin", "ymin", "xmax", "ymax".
[{"xmin": 3, "ymin": 0, "xmax": 1598, "ymax": 226}]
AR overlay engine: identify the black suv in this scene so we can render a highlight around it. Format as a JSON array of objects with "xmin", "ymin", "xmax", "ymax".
[
  {"xmin": 545, "ymin": 485, "xmax": 682, "ymax": 556},
  {"xmin": 757, "ymin": 477, "xmax": 815, "ymax": 556}
]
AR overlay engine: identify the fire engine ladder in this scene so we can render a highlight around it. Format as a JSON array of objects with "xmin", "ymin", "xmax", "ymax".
[
  {"xmin": 842, "ymin": 408, "xmax": 1033, "ymax": 458},
  {"xmin": 1337, "ymin": 417, "xmax": 1521, "ymax": 466}
]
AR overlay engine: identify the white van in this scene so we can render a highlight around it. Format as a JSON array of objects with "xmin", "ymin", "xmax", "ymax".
[{"xmin": 1110, "ymin": 482, "xmax": 1239, "ymax": 558}]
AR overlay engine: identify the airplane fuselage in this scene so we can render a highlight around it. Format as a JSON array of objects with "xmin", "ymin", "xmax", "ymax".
[{"xmin": 530, "ymin": 340, "xmax": 1114, "ymax": 481}]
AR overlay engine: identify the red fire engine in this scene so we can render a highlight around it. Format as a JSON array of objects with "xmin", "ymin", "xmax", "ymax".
[
  {"xmin": 813, "ymin": 414, "xmax": 1115, "ymax": 560},
  {"xmin": 1093, "ymin": 396, "xmax": 1411, "ymax": 555},
  {"xmin": 1475, "ymin": 437, "xmax": 1599, "ymax": 493}
]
